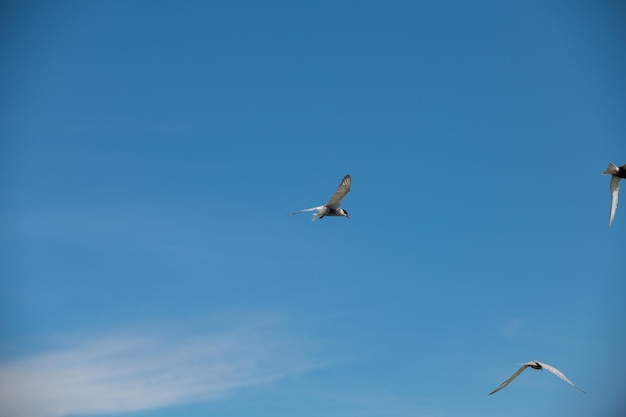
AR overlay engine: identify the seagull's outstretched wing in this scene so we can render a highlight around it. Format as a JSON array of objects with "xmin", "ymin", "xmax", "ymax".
[
  {"xmin": 536, "ymin": 361, "xmax": 586, "ymax": 394},
  {"xmin": 609, "ymin": 175, "xmax": 621, "ymax": 226},
  {"xmin": 489, "ymin": 363, "xmax": 532, "ymax": 395},
  {"xmin": 325, "ymin": 175, "xmax": 351, "ymax": 209},
  {"xmin": 289, "ymin": 206, "xmax": 323, "ymax": 216}
]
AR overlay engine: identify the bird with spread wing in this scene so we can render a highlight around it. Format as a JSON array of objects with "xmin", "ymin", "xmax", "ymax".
[
  {"xmin": 489, "ymin": 360, "xmax": 586, "ymax": 395},
  {"xmin": 602, "ymin": 162, "xmax": 626, "ymax": 226},
  {"xmin": 289, "ymin": 175, "xmax": 351, "ymax": 221}
]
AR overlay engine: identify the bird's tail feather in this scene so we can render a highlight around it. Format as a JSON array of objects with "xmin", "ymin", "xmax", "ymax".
[
  {"xmin": 289, "ymin": 206, "xmax": 323, "ymax": 216},
  {"xmin": 603, "ymin": 162, "xmax": 619, "ymax": 175}
]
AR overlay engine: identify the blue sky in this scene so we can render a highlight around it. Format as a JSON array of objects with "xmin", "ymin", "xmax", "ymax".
[{"xmin": 1, "ymin": 1, "xmax": 625, "ymax": 416}]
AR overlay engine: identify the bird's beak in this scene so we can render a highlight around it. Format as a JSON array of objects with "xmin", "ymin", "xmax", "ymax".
[{"xmin": 347, "ymin": 215, "xmax": 351, "ymax": 219}]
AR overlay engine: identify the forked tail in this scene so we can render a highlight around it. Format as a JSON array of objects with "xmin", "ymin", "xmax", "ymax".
[{"xmin": 289, "ymin": 206, "xmax": 323, "ymax": 219}]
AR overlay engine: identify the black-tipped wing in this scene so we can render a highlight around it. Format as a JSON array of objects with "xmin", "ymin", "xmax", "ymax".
[
  {"xmin": 325, "ymin": 175, "xmax": 351, "ymax": 209},
  {"xmin": 489, "ymin": 363, "xmax": 532, "ymax": 395},
  {"xmin": 609, "ymin": 175, "xmax": 621, "ymax": 226},
  {"xmin": 536, "ymin": 361, "xmax": 586, "ymax": 394}
]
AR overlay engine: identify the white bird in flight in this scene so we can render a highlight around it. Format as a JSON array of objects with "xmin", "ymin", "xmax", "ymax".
[
  {"xmin": 289, "ymin": 174, "xmax": 351, "ymax": 221},
  {"xmin": 489, "ymin": 360, "xmax": 586, "ymax": 395},
  {"xmin": 602, "ymin": 162, "xmax": 626, "ymax": 226}
]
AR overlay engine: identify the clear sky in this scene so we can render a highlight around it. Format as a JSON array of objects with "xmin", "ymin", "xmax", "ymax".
[{"xmin": 1, "ymin": 1, "xmax": 625, "ymax": 416}]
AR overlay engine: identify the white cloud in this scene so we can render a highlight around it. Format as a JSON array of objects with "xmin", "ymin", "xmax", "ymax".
[{"xmin": 0, "ymin": 323, "xmax": 316, "ymax": 417}]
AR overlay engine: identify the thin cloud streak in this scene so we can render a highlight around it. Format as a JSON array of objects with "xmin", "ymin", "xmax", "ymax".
[
  {"xmin": 0, "ymin": 324, "xmax": 316, "ymax": 417},
  {"xmin": 501, "ymin": 318, "xmax": 523, "ymax": 340}
]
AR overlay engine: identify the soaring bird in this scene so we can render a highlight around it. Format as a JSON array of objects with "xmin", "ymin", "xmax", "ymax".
[
  {"xmin": 489, "ymin": 360, "xmax": 586, "ymax": 395},
  {"xmin": 289, "ymin": 174, "xmax": 351, "ymax": 221},
  {"xmin": 602, "ymin": 162, "xmax": 626, "ymax": 226}
]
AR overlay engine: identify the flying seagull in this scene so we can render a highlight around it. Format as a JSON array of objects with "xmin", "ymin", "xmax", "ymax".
[
  {"xmin": 602, "ymin": 162, "xmax": 626, "ymax": 226},
  {"xmin": 489, "ymin": 360, "xmax": 586, "ymax": 395},
  {"xmin": 289, "ymin": 174, "xmax": 351, "ymax": 221}
]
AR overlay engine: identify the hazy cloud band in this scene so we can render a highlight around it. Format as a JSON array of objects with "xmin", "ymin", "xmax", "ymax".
[{"xmin": 0, "ymin": 322, "xmax": 315, "ymax": 417}]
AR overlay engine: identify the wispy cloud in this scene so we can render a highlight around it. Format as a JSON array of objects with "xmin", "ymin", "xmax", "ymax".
[
  {"xmin": 0, "ymin": 322, "xmax": 316, "ymax": 417},
  {"xmin": 501, "ymin": 318, "xmax": 523, "ymax": 340}
]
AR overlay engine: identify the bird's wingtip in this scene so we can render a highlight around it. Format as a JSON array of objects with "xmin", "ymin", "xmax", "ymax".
[{"xmin": 603, "ymin": 162, "xmax": 618, "ymax": 175}]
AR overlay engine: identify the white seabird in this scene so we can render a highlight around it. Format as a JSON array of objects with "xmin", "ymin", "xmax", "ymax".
[
  {"xmin": 489, "ymin": 360, "xmax": 586, "ymax": 395},
  {"xmin": 289, "ymin": 175, "xmax": 351, "ymax": 221},
  {"xmin": 602, "ymin": 162, "xmax": 626, "ymax": 226}
]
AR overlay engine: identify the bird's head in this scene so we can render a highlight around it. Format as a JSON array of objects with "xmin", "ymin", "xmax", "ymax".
[{"xmin": 340, "ymin": 209, "xmax": 350, "ymax": 219}]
